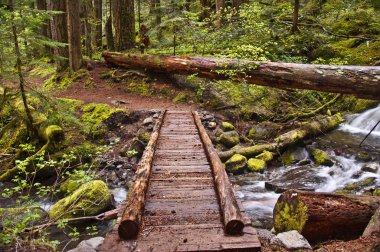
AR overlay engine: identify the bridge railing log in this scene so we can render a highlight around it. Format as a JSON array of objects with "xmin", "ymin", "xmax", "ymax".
[
  {"xmin": 192, "ymin": 111, "xmax": 245, "ymax": 235},
  {"xmin": 118, "ymin": 110, "xmax": 166, "ymax": 240}
]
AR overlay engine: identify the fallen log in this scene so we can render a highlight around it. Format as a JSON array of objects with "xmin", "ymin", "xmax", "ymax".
[
  {"xmin": 192, "ymin": 111, "xmax": 244, "ymax": 235},
  {"xmin": 273, "ymin": 190, "xmax": 380, "ymax": 243},
  {"xmin": 218, "ymin": 114, "xmax": 343, "ymax": 161},
  {"xmin": 102, "ymin": 52, "xmax": 380, "ymax": 100},
  {"xmin": 363, "ymin": 206, "xmax": 380, "ymax": 237},
  {"xmin": 118, "ymin": 110, "xmax": 166, "ymax": 240}
]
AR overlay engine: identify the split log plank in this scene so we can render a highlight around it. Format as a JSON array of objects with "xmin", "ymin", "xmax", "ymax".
[{"xmin": 103, "ymin": 52, "xmax": 380, "ymax": 100}]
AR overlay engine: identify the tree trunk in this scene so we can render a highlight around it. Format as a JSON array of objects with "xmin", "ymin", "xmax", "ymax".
[
  {"xmin": 37, "ymin": 0, "xmax": 49, "ymax": 38},
  {"xmin": 218, "ymin": 114, "xmax": 343, "ymax": 161},
  {"xmin": 8, "ymin": 0, "xmax": 37, "ymax": 137},
  {"xmin": 112, "ymin": 0, "xmax": 135, "ymax": 51},
  {"xmin": 363, "ymin": 206, "xmax": 380, "ymax": 237},
  {"xmin": 67, "ymin": 0, "xmax": 83, "ymax": 72},
  {"xmin": 102, "ymin": 52, "xmax": 380, "ymax": 100},
  {"xmin": 49, "ymin": 0, "xmax": 69, "ymax": 71},
  {"xmin": 200, "ymin": 0, "xmax": 211, "ymax": 20},
  {"xmin": 93, "ymin": 0, "xmax": 102, "ymax": 48},
  {"xmin": 83, "ymin": 0, "xmax": 93, "ymax": 58},
  {"xmin": 273, "ymin": 190, "xmax": 380, "ymax": 243},
  {"xmin": 291, "ymin": 0, "xmax": 300, "ymax": 34},
  {"xmin": 105, "ymin": 16, "xmax": 115, "ymax": 50}
]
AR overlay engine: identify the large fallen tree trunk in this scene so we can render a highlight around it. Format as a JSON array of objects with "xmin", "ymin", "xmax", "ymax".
[
  {"xmin": 273, "ymin": 190, "xmax": 380, "ymax": 243},
  {"xmin": 218, "ymin": 114, "xmax": 343, "ymax": 161},
  {"xmin": 103, "ymin": 52, "xmax": 380, "ymax": 100}
]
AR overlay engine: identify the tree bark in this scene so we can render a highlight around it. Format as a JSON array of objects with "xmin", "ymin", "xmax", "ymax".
[
  {"xmin": 273, "ymin": 190, "xmax": 380, "ymax": 243},
  {"xmin": 112, "ymin": 0, "xmax": 135, "ymax": 51},
  {"xmin": 106, "ymin": 0, "xmax": 115, "ymax": 50},
  {"xmin": 193, "ymin": 111, "xmax": 244, "ymax": 235},
  {"xmin": 83, "ymin": 0, "xmax": 93, "ymax": 58},
  {"xmin": 218, "ymin": 114, "xmax": 343, "ymax": 161},
  {"xmin": 200, "ymin": 0, "xmax": 211, "ymax": 20},
  {"xmin": 363, "ymin": 206, "xmax": 380, "ymax": 237},
  {"xmin": 67, "ymin": 0, "xmax": 83, "ymax": 72},
  {"xmin": 37, "ymin": 0, "xmax": 49, "ymax": 38},
  {"xmin": 49, "ymin": 0, "xmax": 69, "ymax": 71},
  {"xmin": 102, "ymin": 52, "xmax": 380, "ymax": 100},
  {"xmin": 118, "ymin": 111, "xmax": 166, "ymax": 239},
  {"xmin": 93, "ymin": 0, "xmax": 102, "ymax": 48},
  {"xmin": 291, "ymin": 0, "xmax": 300, "ymax": 34}
]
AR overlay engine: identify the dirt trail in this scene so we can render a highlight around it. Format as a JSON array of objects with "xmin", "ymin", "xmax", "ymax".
[{"xmin": 53, "ymin": 66, "xmax": 195, "ymax": 111}]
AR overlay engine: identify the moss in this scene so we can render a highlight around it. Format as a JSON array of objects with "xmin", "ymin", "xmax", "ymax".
[
  {"xmin": 225, "ymin": 154, "xmax": 247, "ymax": 174},
  {"xmin": 81, "ymin": 103, "xmax": 125, "ymax": 138},
  {"xmin": 247, "ymin": 127, "xmax": 255, "ymax": 139},
  {"xmin": 273, "ymin": 196, "xmax": 308, "ymax": 233},
  {"xmin": 57, "ymin": 98, "xmax": 84, "ymax": 111},
  {"xmin": 221, "ymin": 122, "xmax": 235, "ymax": 131},
  {"xmin": 217, "ymin": 131, "xmax": 240, "ymax": 148},
  {"xmin": 373, "ymin": 189, "xmax": 380, "ymax": 196},
  {"xmin": 356, "ymin": 151, "xmax": 371, "ymax": 162},
  {"xmin": 310, "ymin": 148, "xmax": 334, "ymax": 166},
  {"xmin": 247, "ymin": 158, "xmax": 267, "ymax": 173},
  {"xmin": 172, "ymin": 93, "xmax": 189, "ymax": 103},
  {"xmin": 137, "ymin": 132, "xmax": 151, "ymax": 143},
  {"xmin": 0, "ymin": 207, "xmax": 47, "ymax": 228},
  {"xmin": 335, "ymin": 189, "xmax": 353, "ymax": 195},
  {"xmin": 127, "ymin": 81, "xmax": 152, "ymax": 96},
  {"xmin": 281, "ymin": 149, "xmax": 295, "ymax": 165},
  {"xmin": 256, "ymin": 150, "xmax": 274, "ymax": 162},
  {"xmin": 343, "ymin": 177, "xmax": 376, "ymax": 191},
  {"xmin": 49, "ymin": 180, "xmax": 111, "ymax": 220},
  {"xmin": 60, "ymin": 175, "xmax": 83, "ymax": 196}
]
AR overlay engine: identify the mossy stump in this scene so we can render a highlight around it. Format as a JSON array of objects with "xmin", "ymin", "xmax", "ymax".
[{"xmin": 273, "ymin": 190, "xmax": 380, "ymax": 243}]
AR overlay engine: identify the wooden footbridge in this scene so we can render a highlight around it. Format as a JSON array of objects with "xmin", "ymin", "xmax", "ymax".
[{"xmin": 101, "ymin": 110, "xmax": 261, "ymax": 251}]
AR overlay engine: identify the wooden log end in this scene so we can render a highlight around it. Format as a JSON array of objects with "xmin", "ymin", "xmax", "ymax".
[
  {"xmin": 273, "ymin": 190, "xmax": 308, "ymax": 234},
  {"xmin": 226, "ymin": 219, "xmax": 245, "ymax": 235},
  {"xmin": 118, "ymin": 219, "xmax": 139, "ymax": 240}
]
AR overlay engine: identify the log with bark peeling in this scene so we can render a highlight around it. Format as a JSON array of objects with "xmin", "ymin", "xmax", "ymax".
[
  {"xmin": 193, "ymin": 111, "xmax": 244, "ymax": 235},
  {"xmin": 118, "ymin": 110, "xmax": 166, "ymax": 240},
  {"xmin": 102, "ymin": 52, "xmax": 380, "ymax": 100},
  {"xmin": 273, "ymin": 190, "xmax": 380, "ymax": 243}
]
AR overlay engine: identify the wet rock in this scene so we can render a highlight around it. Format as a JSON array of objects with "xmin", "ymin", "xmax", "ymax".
[
  {"xmin": 120, "ymin": 138, "xmax": 145, "ymax": 158},
  {"xmin": 356, "ymin": 151, "xmax": 371, "ymax": 162},
  {"xmin": 49, "ymin": 180, "xmax": 112, "ymax": 219},
  {"xmin": 207, "ymin": 121, "xmax": 217, "ymax": 130},
  {"xmin": 309, "ymin": 148, "xmax": 334, "ymax": 166},
  {"xmin": 218, "ymin": 131, "xmax": 240, "ymax": 148},
  {"xmin": 256, "ymin": 228, "xmax": 275, "ymax": 242},
  {"xmin": 343, "ymin": 177, "xmax": 376, "ymax": 192},
  {"xmin": 247, "ymin": 158, "xmax": 266, "ymax": 173},
  {"xmin": 282, "ymin": 147, "xmax": 310, "ymax": 165},
  {"xmin": 225, "ymin": 154, "xmax": 247, "ymax": 175},
  {"xmin": 361, "ymin": 162, "xmax": 379, "ymax": 173},
  {"xmin": 265, "ymin": 165, "xmax": 326, "ymax": 193},
  {"xmin": 67, "ymin": 237, "xmax": 104, "ymax": 252},
  {"xmin": 270, "ymin": 230, "xmax": 311, "ymax": 250},
  {"xmin": 351, "ymin": 170, "xmax": 364, "ymax": 179},
  {"xmin": 143, "ymin": 117, "xmax": 154, "ymax": 125},
  {"xmin": 221, "ymin": 122, "xmax": 235, "ymax": 131}
]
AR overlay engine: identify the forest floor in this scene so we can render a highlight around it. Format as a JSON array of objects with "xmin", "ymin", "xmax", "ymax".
[{"xmin": 17, "ymin": 65, "xmax": 380, "ymax": 252}]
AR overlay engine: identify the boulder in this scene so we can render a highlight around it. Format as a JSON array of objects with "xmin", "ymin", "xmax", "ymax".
[
  {"xmin": 270, "ymin": 230, "xmax": 312, "ymax": 251},
  {"xmin": 247, "ymin": 158, "xmax": 267, "ymax": 173},
  {"xmin": 225, "ymin": 154, "xmax": 247, "ymax": 174},
  {"xmin": 221, "ymin": 122, "xmax": 235, "ymax": 131},
  {"xmin": 309, "ymin": 148, "xmax": 334, "ymax": 166},
  {"xmin": 67, "ymin": 237, "xmax": 104, "ymax": 252},
  {"xmin": 142, "ymin": 117, "xmax": 154, "ymax": 125},
  {"xmin": 218, "ymin": 131, "xmax": 240, "ymax": 148},
  {"xmin": 49, "ymin": 180, "xmax": 112, "ymax": 220},
  {"xmin": 255, "ymin": 150, "xmax": 274, "ymax": 162},
  {"xmin": 361, "ymin": 162, "xmax": 379, "ymax": 174}
]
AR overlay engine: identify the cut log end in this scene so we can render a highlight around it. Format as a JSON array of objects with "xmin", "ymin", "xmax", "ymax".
[
  {"xmin": 226, "ymin": 219, "xmax": 245, "ymax": 235},
  {"xmin": 118, "ymin": 219, "xmax": 139, "ymax": 240}
]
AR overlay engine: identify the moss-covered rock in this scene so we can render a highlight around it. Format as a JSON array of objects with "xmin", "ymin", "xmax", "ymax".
[
  {"xmin": 310, "ymin": 148, "xmax": 334, "ymax": 166},
  {"xmin": 49, "ymin": 180, "xmax": 111, "ymax": 220},
  {"xmin": 137, "ymin": 131, "xmax": 151, "ymax": 144},
  {"xmin": 81, "ymin": 103, "xmax": 126, "ymax": 138},
  {"xmin": 256, "ymin": 150, "xmax": 274, "ymax": 162},
  {"xmin": 225, "ymin": 154, "xmax": 247, "ymax": 174},
  {"xmin": 247, "ymin": 122, "xmax": 281, "ymax": 140},
  {"xmin": 247, "ymin": 158, "xmax": 267, "ymax": 173},
  {"xmin": 281, "ymin": 149, "xmax": 295, "ymax": 165},
  {"xmin": 334, "ymin": 189, "xmax": 353, "ymax": 195},
  {"xmin": 221, "ymin": 122, "xmax": 235, "ymax": 131},
  {"xmin": 217, "ymin": 131, "xmax": 240, "ymax": 148},
  {"xmin": 343, "ymin": 177, "xmax": 376, "ymax": 192},
  {"xmin": 356, "ymin": 151, "xmax": 371, "ymax": 162},
  {"xmin": 373, "ymin": 189, "xmax": 380, "ymax": 196}
]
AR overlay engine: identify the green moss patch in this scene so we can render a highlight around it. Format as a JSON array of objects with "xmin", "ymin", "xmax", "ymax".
[{"xmin": 247, "ymin": 158, "xmax": 266, "ymax": 173}]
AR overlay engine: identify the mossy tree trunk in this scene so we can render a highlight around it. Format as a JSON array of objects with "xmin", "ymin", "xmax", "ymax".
[
  {"xmin": 102, "ymin": 52, "xmax": 380, "ymax": 100},
  {"xmin": 112, "ymin": 0, "xmax": 135, "ymax": 51},
  {"xmin": 93, "ymin": 0, "xmax": 103, "ymax": 49},
  {"xmin": 273, "ymin": 190, "xmax": 380, "ymax": 243}
]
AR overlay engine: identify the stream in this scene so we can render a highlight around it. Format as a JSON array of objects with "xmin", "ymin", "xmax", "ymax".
[{"xmin": 231, "ymin": 104, "xmax": 380, "ymax": 229}]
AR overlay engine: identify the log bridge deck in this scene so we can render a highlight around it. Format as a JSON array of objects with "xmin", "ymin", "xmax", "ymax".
[{"xmin": 101, "ymin": 110, "xmax": 261, "ymax": 251}]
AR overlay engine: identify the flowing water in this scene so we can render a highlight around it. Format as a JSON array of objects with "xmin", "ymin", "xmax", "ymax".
[{"xmin": 232, "ymin": 104, "xmax": 380, "ymax": 228}]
